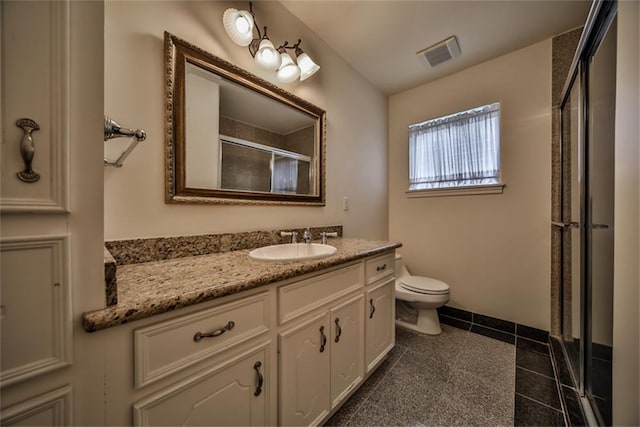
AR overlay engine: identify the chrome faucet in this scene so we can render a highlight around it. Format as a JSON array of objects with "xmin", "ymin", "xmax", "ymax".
[{"xmin": 302, "ymin": 228, "xmax": 312, "ymax": 244}]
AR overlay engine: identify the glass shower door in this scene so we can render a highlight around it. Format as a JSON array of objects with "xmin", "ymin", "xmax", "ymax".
[
  {"xmin": 558, "ymin": 3, "xmax": 616, "ymax": 424},
  {"xmin": 585, "ymin": 15, "xmax": 616, "ymax": 425},
  {"xmin": 560, "ymin": 69, "xmax": 584, "ymax": 390}
]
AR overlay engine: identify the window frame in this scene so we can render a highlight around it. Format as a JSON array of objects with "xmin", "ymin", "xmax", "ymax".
[{"xmin": 405, "ymin": 102, "xmax": 505, "ymax": 198}]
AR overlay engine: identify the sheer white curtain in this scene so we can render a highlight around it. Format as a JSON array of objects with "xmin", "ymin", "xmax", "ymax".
[
  {"xmin": 409, "ymin": 102, "xmax": 500, "ymax": 190},
  {"xmin": 272, "ymin": 156, "xmax": 298, "ymax": 193}
]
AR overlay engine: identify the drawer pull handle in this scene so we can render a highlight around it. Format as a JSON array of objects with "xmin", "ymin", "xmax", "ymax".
[
  {"xmin": 369, "ymin": 299, "xmax": 376, "ymax": 319},
  {"xmin": 334, "ymin": 318, "xmax": 342, "ymax": 343},
  {"xmin": 253, "ymin": 361, "xmax": 263, "ymax": 396},
  {"xmin": 193, "ymin": 320, "xmax": 235, "ymax": 342},
  {"xmin": 319, "ymin": 325, "xmax": 327, "ymax": 352},
  {"xmin": 376, "ymin": 264, "xmax": 387, "ymax": 272}
]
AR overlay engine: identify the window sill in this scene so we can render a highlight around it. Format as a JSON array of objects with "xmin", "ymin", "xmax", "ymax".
[{"xmin": 405, "ymin": 183, "xmax": 505, "ymax": 198}]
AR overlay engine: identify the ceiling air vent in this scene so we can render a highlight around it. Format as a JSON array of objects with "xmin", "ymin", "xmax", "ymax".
[{"xmin": 417, "ymin": 36, "xmax": 461, "ymax": 67}]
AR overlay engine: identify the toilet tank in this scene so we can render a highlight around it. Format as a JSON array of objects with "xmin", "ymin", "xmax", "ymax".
[{"xmin": 395, "ymin": 253, "xmax": 411, "ymax": 279}]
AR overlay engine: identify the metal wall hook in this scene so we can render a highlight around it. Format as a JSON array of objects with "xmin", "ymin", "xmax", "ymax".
[
  {"xmin": 104, "ymin": 116, "xmax": 146, "ymax": 168},
  {"xmin": 16, "ymin": 118, "xmax": 41, "ymax": 183}
]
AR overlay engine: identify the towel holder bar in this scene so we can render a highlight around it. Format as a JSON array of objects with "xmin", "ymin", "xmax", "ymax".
[{"xmin": 104, "ymin": 116, "xmax": 146, "ymax": 168}]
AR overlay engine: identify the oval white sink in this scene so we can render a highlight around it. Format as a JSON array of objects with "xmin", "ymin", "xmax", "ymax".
[{"xmin": 249, "ymin": 243, "xmax": 337, "ymax": 262}]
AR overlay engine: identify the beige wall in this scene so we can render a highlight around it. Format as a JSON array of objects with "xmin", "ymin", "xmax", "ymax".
[
  {"xmin": 104, "ymin": 1, "xmax": 388, "ymax": 241},
  {"xmin": 389, "ymin": 40, "xmax": 552, "ymax": 330},
  {"xmin": 612, "ymin": 0, "xmax": 639, "ymax": 424}
]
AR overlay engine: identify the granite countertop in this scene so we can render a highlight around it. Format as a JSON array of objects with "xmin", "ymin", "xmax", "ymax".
[{"xmin": 82, "ymin": 238, "xmax": 401, "ymax": 332}]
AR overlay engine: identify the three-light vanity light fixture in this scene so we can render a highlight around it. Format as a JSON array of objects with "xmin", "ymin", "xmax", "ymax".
[{"xmin": 222, "ymin": 2, "xmax": 320, "ymax": 83}]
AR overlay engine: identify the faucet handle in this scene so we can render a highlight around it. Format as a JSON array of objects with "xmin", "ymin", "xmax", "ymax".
[
  {"xmin": 321, "ymin": 232, "xmax": 337, "ymax": 244},
  {"xmin": 280, "ymin": 230, "xmax": 298, "ymax": 243}
]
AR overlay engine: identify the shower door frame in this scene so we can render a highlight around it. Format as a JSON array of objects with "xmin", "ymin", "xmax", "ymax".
[
  {"xmin": 558, "ymin": 0, "xmax": 617, "ymax": 424},
  {"xmin": 559, "ymin": 60, "xmax": 587, "ymax": 395}
]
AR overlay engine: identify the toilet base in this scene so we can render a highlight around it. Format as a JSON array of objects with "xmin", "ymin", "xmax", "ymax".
[{"xmin": 395, "ymin": 303, "xmax": 442, "ymax": 335}]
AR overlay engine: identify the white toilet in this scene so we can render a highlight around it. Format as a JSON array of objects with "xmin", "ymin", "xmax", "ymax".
[{"xmin": 395, "ymin": 253, "xmax": 450, "ymax": 335}]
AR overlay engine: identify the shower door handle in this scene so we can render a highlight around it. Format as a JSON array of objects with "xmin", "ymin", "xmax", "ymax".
[{"xmin": 552, "ymin": 221, "xmax": 579, "ymax": 229}]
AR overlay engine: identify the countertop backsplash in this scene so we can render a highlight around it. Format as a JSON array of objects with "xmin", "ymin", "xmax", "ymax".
[{"xmin": 104, "ymin": 225, "xmax": 343, "ymax": 266}]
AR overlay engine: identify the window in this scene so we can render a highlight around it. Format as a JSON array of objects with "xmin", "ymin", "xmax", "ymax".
[{"xmin": 408, "ymin": 102, "xmax": 501, "ymax": 194}]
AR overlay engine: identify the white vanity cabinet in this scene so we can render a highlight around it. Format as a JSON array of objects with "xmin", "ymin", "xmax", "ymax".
[{"xmin": 101, "ymin": 249, "xmax": 396, "ymax": 427}]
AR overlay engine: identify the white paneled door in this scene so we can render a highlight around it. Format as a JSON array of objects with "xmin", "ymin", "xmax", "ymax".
[{"xmin": 1, "ymin": 1, "xmax": 104, "ymax": 425}]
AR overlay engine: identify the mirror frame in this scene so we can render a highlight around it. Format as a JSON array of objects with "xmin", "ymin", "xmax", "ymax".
[{"xmin": 164, "ymin": 32, "xmax": 326, "ymax": 206}]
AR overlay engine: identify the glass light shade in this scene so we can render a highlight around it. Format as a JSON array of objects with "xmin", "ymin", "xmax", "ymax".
[
  {"xmin": 276, "ymin": 52, "xmax": 301, "ymax": 83},
  {"xmin": 222, "ymin": 8, "xmax": 254, "ymax": 47},
  {"xmin": 255, "ymin": 38, "xmax": 281, "ymax": 71},
  {"xmin": 297, "ymin": 52, "xmax": 320, "ymax": 81}
]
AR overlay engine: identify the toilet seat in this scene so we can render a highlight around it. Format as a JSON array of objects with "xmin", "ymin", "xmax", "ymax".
[{"xmin": 399, "ymin": 276, "xmax": 449, "ymax": 295}]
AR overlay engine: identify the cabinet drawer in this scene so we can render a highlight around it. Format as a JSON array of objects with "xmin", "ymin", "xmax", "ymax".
[
  {"xmin": 134, "ymin": 292, "xmax": 270, "ymax": 388},
  {"xmin": 365, "ymin": 252, "xmax": 395, "ymax": 284},
  {"xmin": 278, "ymin": 263, "xmax": 363, "ymax": 324}
]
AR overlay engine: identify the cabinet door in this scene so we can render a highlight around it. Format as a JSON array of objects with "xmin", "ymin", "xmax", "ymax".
[
  {"xmin": 134, "ymin": 345, "xmax": 269, "ymax": 427},
  {"xmin": 330, "ymin": 295, "xmax": 364, "ymax": 408},
  {"xmin": 279, "ymin": 313, "xmax": 330, "ymax": 426},
  {"xmin": 365, "ymin": 278, "xmax": 395, "ymax": 372}
]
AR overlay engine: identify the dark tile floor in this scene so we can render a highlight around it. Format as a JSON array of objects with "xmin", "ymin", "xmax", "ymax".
[
  {"xmin": 326, "ymin": 323, "xmax": 569, "ymax": 426},
  {"xmin": 326, "ymin": 325, "xmax": 516, "ymax": 426}
]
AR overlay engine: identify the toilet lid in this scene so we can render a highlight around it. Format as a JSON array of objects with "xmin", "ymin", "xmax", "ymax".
[{"xmin": 399, "ymin": 276, "xmax": 450, "ymax": 295}]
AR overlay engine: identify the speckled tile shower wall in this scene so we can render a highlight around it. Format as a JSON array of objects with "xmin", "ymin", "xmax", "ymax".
[{"xmin": 550, "ymin": 28, "xmax": 582, "ymax": 336}]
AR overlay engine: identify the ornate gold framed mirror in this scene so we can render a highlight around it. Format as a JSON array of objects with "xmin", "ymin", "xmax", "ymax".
[{"xmin": 164, "ymin": 32, "xmax": 326, "ymax": 205}]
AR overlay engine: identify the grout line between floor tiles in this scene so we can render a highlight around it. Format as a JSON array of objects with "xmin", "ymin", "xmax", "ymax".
[
  {"xmin": 339, "ymin": 382, "xmax": 377, "ymax": 426},
  {"xmin": 441, "ymin": 312, "xmax": 551, "ymax": 345},
  {"xmin": 548, "ymin": 340, "xmax": 572, "ymax": 427},
  {"xmin": 426, "ymin": 391, "xmax": 447, "ymax": 425},
  {"xmin": 452, "ymin": 365, "xmax": 516, "ymax": 395},
  {"xmin": 516, "ymin": 365, "xmax": 557, "ymax": 381},
  {"xmin": 515, "ymin": 392, "xmax": 564, "ymax": 413},
  {"xmin": 342, "ymin": 345, "xmax": 410, "ymax": 424},
  {"xmin": 466, "ymin": 321, "xmax": 517, "ymax": 344},
  {"xmin": 422, "ymin": 328, "xmax": 471, "ymax": 426}
]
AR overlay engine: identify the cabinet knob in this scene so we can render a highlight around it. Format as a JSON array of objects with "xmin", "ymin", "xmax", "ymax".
[
  {"xmin": 376, "ymin": 264, "xmax": 387, "ymax": 272},
  {"xmin": 193, "ymin": 320, "xmax": 235, "ymax": 342},
  {"xmin": 334, "ymin": 318, "xmax": 342, "ymax": 343},
  {"xmin": 369, "ymin": 299, "xmax": 376, "ymax": 319}
]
